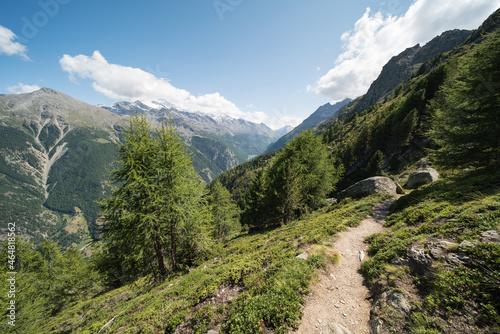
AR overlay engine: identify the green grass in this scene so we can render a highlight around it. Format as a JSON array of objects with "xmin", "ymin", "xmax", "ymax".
[
  {"xmin": 32, "ymin": 194, "xmax": 388, "ymax": 334},
  {"xmin": 361, "ymin": 168, "xmax": 500, "ymax": 333}
]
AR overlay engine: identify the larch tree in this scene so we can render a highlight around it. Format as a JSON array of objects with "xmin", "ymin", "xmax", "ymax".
[
  {"xmin": 208, "ymin": 180, "xmax": 240, "ymax": 242},
  {"xmin": 98, "ymin": 115, "xmax": 207, "ymax": 276}
]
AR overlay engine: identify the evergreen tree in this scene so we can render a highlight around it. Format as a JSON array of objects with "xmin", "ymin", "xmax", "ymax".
[
  {"xmin": 98, "ymin": 115, "xmax": 207, "ymax": 276},
  {"xmin": 241, "ymin": 170, "xmax": 268, "ymax": 230},
  {"xmin": 266, "ymin": 130, "xmax": 344, "ymax": 225},
  {"xmin": 430, "ymin": 32, "xmax": 500, "ymax": 167},
  {"xmin": 208, "ymin": 180, "xmax": 240, "ymax": 241},
  {"xmin": 366, "ymin": 150, "xmax": 385, "ymax": 176}
]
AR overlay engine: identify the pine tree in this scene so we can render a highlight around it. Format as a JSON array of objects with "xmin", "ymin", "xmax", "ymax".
[
  {"xmin": 208, "ymin": 180, "xmax": 240, "ymax": 242},
  {"xmin": 98, "ymin": 115, "xmax": 207, "ymax": 276},
  {"xmin": 430, "ymin": 32, "xmax": 500, "ymax": 167}
]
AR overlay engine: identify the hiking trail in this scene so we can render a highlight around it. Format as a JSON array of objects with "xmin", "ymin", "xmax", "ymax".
[{"xmin": 292, "ymin": 197, "xmax": 400, "ymax": 334}]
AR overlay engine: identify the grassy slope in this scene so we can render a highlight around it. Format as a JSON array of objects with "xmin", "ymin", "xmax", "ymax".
[
  {"xmin": 37, "ymin": 194, "xmax": 389, "ymax": 334},
  {"xmin": 362, "ymin": 168, "xmax": 500, "ymax": 333}
]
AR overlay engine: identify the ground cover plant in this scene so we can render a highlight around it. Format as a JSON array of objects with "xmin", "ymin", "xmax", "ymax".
[{"xmin": 6, "ymin": 194, "xmax": 389, "ymax": 334}]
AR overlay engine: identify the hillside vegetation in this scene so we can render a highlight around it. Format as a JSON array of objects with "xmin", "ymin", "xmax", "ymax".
[{"xmin": 1, "ymin": 8, "xmax": 499, "ymax": 334}]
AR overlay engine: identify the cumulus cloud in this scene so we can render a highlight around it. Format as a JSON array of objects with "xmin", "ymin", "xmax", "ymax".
[
  {"xmin": 0, "ymin": 25, "xmax": 29, "ymax": 60},
  {"xmin": 7, "ymin": 83, "xmax": 40, "ymax": 94},
  {"xmin": 312, "ymin": 0, "xmax": 500, "ymax": 101},
  {"xmin": 59, "ymin": 51, "xmax": 267, "ymax": 123}
]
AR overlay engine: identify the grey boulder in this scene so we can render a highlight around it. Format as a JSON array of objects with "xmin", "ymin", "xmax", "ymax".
[
  {"xmin": 406, "ymin": 168, "xmax": 439, "ymax": 189},
  {"xmin": 338, "ymin": 176, "xmax": 397, "ymax": 200}
]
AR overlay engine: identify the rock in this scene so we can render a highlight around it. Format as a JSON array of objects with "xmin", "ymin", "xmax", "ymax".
[
  {"xmin": 391, "ymin": 257, "xmax": 409, "ymax": 266},
  {"xmin": 207, "ymin": 331, "xmax": 218, "ymax": 334},
  {"xmin": 337, "ymin": 176, "xmax": 397, "ymax": 200},
  {"xmin": 395, "ymin": 182, "xmax": 405, "ymax": 194},
  {"xmin": 459, "ymin": 240, "xmax": 479, "ymax": 249},
  {"xmin": 359, "ymin": 250, "xmax": 365, "ymax": 261},
  {"xmin": 426, "ymin": 240, "xmax": 455, "ymax": 260},
  {"xmin": 329, "ymin": 322, "xmax": 352, "ymax": 334},
  {"xmin": 385, "ymin": 291, "xmax": 412, "ymax": 314},
  {"xmin": 369, "ymin": 318, "xmax": 384, "ymax": 334},
  {"xmin": 446, "ymin": 253, "xmax": 471, "ymax": 266},
  {"xmin": 296, "ymin": 252, "xmax": 309, "ymax": 260},
  {"xmin": 480, "ymin": 230, "xmax": 500, "ymax": 243},
  {"xmin": 406, "ymin": 168, "xmax": 439, "ymax": 189},
  {"xmin": 407, "ymin": 246, "xmax": 432, "ymax": 272},
  {"xmin": 326, "ymin": 198, "xmax": 338, "ymax": 205}
]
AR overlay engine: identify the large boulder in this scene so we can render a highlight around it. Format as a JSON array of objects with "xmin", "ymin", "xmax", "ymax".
[
  {"xmin": 337, "ymin": 176, "xmax": 397, "ymax": 200},
  {"xmin": 406, "ymin": 168, "xmax": 439, "ymax": 189}
]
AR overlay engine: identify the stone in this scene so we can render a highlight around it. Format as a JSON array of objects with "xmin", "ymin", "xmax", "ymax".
[
  {"xmin": 326, "ymin": 198, "xmax": 338, "ymax": 205},
  {"xmin": 426, "ymin": 240, "xmax": 455, "ymax": 260},
  {"xmin": 459, "ymin": 240, "xmax": 479, "ymax": 249},
  {"xmin": 296, "ymin": 252, "xmax": 309, "ymax": 260},
  {"xmin": 369, "ymin": 318, "xmax": 384, "ymax": 334},
  {"xmin": 385, "ymin": 291, "xmax": 412, "ymax": 314},
  {"xmin": 359, "ymin": 250, "xmax": 365, "ymax": 261},
  {"xmin": 407, "ymin": 246, "xmax": 432, "ymax": 272},
  {"xmin": 391, "ymin": 257, "xmax": 409, "ymax": 266},
  {"xmin": 407, "ymin": 247, "xmax": 432, "ymax": 265},
  {"xmin": 406, "ymin": 168, "xmax": 439, "ymax": 189},
  {"xmin": 207, "ymin": 331, "xmax": 218, "ymax": 334},
  {"xmin": 446, "ymin": 253, "xmax": 471, "ymax": 266},
  {"xmin": 329, "ymin": 322, "xmax": 353, "ymax": 334},
  {"xmin": 480, "ymin": 230, "xmax": 500, "ymax": 243},
  {"xmin": 337, "ymin": 176, "xmax": 397, "ymax": 200},
  {"xmin": 395, "ymin": 182, "xmax": 405, "ymax": 194}
]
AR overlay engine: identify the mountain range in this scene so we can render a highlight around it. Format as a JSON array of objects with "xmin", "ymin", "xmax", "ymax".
[{"xmin": 0, "ymin": 89, "xmax": 285, "ymax": 246}]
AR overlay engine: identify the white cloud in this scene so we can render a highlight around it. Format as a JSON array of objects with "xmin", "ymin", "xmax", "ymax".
[
  {"xmin": 59, "ymin": 51, "xmax": 266, "ymax": 123},
  {"xmin": 312, "ymin": 0, "xmax": 500, "ymax": 100},
  {"xmin": 7, "ymin": 83, "xmax": 40, "ymax": 94},
  {"xmin": 0, "ymin": 25, "xmax": 29, "ymax": 60},
  {"xmin": 269, "ymin": 116, "xmax": 302, "ymax": 130}
]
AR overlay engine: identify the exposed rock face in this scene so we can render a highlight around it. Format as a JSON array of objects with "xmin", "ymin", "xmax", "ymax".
[
  {"xmin": 267, "ymin": 99, "xmax": 351, "ymax": 152},
  {"xmin": 338, "ymin": 29, "xmax": 472, "ymax": 119},
  {"xmin": 337, "ymin": 176, "xmax": 397, "ymax": 200},
  {"xmin": 406, "ymin": 168, "xmax": 439, "ymax": 189}
]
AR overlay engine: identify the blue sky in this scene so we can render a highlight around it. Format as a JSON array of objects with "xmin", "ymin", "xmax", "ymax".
[{"xmin": 1, "ymin": 0, "xmax": 499, "ymax": 129}]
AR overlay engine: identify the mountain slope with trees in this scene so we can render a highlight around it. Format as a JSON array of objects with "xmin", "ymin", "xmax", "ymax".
[{"xmin": 1, "ymin": 8, "xmax": 499, "ymax": 334}]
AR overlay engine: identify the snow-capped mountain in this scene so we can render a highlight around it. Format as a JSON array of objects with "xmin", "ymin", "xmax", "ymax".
[{"xmin": 100, "ymin": 100, "xmax": 287, "ymax": 179}]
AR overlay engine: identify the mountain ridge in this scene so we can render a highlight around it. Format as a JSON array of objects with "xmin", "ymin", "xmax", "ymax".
[{"xmin": 266, "ymin": 98, "xmax": 351, "ymax": 152}]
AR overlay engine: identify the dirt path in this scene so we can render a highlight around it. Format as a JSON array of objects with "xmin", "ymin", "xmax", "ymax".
[{"xmin": 292, "ymin": 197, "xmax": 399, "ymax": 334}]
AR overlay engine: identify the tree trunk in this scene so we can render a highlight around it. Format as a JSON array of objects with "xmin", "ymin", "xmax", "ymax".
[
  {"xmin": 152, "ymin": 229, "xmax": 167, "ymax": 276},
  {"xmin": 170, "ymin": 221, "xmax": 178, "ymax": 271}
]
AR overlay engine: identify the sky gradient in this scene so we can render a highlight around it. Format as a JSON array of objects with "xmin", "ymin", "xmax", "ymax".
[{"xmin": 1, "ymin": 0, "xmax": 499, "ymax": 129}]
